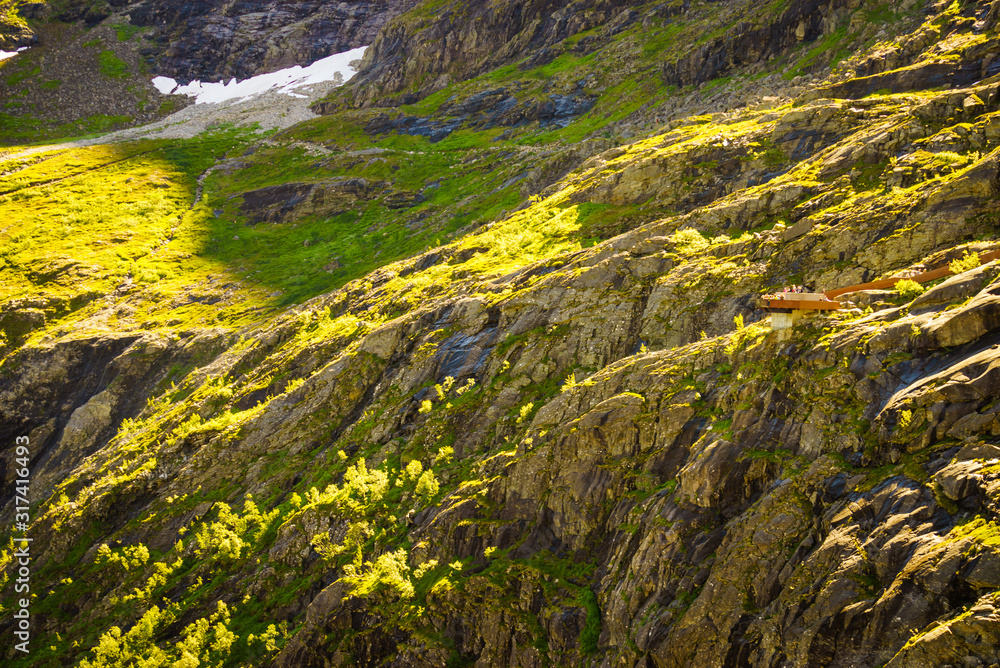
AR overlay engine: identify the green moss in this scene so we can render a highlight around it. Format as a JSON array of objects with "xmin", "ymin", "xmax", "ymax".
[
  {"xmin": 156, "ymin": 97, "xmax": 185, "ymax": 116},
  {"xmin": 785, "ymin": 25, "xmax": 854, "ymax": 79},
  {"xmin": 98, "ymin": 50, "xmax": 128, "ymax": 78},
  {"xmin": 113, "ymin": 23, "xmax": 145, "ymax": 42},
  {"xmin": 948, "ymin": 516, "xmax": 1000, "ymax": 549},
  {"xmin": 642, "ymin": 22, "xmax": 685, "ymax": 56},
  {"xmin": 5, "ymin": 65, "xmax": 40, "ymax": 86},
  {"xmin": 82, "ymin": 114, "xmax": 132, "ymax": 133}
]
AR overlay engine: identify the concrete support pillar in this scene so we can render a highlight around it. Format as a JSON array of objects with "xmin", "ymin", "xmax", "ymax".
[{"xmin": 770, "ymin": 310, "xmax": 806, "ymax": 330}]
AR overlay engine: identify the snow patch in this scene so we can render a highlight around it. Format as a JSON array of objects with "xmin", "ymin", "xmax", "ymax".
[
  {"xmin": 156, "ymin": 46, "xmax": 367, "ymax": 105},
  {"xmin": 152, "ymin": 76, "xmax": 178, "ymax": 95},
  {"xmin": 0, "ymin": 46, "xmax": 30, "ymax": 61}
]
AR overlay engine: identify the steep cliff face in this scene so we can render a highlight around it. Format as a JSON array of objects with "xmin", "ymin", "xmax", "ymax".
[
  {"xmin": 3, "ymin": 0, "xmax": 1000, "ymax": 667},
  {"xmin": 348, "ymin": 0, "xmax": 649, "ymax": 107},
  {"xmin": 1, "ymin": 0, "xmax": 417, "ymax": 80},
  {"xmin": 126, "ymin": 0, "xmax": 420, "ymax": 83},
  {"xmin": 342, "ymin": 0, "xmax": 902, "ymax": 109}
]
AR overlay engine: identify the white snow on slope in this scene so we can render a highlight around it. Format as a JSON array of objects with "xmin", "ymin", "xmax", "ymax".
[
  {"xmin": 152, "ymin": 46, "xmax": 367, "ymax": 104},
  {"xmin": 0, "ymin": 46, "xmax": 364, "ymax": 161},
  {"xmin": 0, "ymin": 46, "xmax": 30, "ymax": 61}
]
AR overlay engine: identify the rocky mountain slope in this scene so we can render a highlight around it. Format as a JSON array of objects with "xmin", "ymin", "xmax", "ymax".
[
  {"xmin": 3, "ymin": 0, "xmax": 1000, "ymax": 666},
  {"xmin": 2, "ymin": 0, "xmax": 417, "ymax": 80},
  {"xmin": 0, "ymin": 0, "xmax": 415, "ymax": 144}
]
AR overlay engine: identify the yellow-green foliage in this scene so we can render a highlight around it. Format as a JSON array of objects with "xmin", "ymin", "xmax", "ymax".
[
  {"xmin": 0, "ymin": 132, "xmax": 275, "ymax": 348},
  {"xmin": 293, "ymin": 310, "xmax": 363, "ymax": 347},
  {"xmin": 119, "ymin": 557, "xmax": 185, "ymax": 604},
  {"xmin": 193, "ymin": 496, "xmax": 280, "ymax": 562},
  {"xmin": 302, "ymin": 456, "xmax": 444, "ymax": 592},
  {"xmin": 670, "ymin": 227, "xmax": 710, "ymax": 254},
  {"xmin": 341, "ymin": 458, "xmax": 391, "ymax": 509},
  {"xmin": 302, "ymin": 458, "xmax": 391, "ymax": 514},
  {"xmin": 78, "ymin": 601, "xmax": 238, "ymax": 668},
  {"xmin": 170, "ymin": 409, "xmax": 238, "ymax": 442},
  {"xmin": 341, "ymin": 548, "xmax": 415, "ymax": 600},
  {"xmin": 561, "ymin": 372, "xmax": 578, "ymax": 392},
  {"xmin": 313, "ymin": 519, "xmax": 373, "ymax": 564},
  {"xmin": 247, "ymin": 624, "xmax": 285, "ymax": 653},
  {"xmin": 435, "ymin": 376, "xmax": 456, "ymax": 399},
  {"xmin": 404, "ymin": 459, "xmax": 424, "ymax": 480},
  {"xmin": 561, "ymin": 370, "xmax": 596, "ymax": 393},
  {"xmin": 96, "ymin": 543, "xmax": 150, "ymax": 572},
  {"xmin": 78, "ymin": 605, "xmax": 172, "ymax": 668},
  {"xmin": 434, "ymin": 445, "xmax": 454, "ymax": 465},
  {"xmin": 949, "ymin": 251, "xmax": 980, "ymax": 275},
  {"xmin": 894, "ymin": 279, "xmax": 925, "ymax": 300},
  {"xmin": 724, "ymin": 319, "xmax": 768, "ymax": 356},
  {"xmin": 948, "ymin": 516, "xmax": 1000, "ymax": 549},
  {"xmin": 415, "ymin": 469, "xmax": 440, "ymax": 499},
  {"xmin": 897, "ymin": 409, "xmax": 913, "ymax": 431},
  {"xmin": 174, "ymin": 601, "xmax": 236, "ymax": 667}
]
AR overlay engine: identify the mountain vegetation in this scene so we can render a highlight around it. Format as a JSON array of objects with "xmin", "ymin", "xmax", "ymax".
[{"xmin": 3, "ymin": 0, "xmax": 1000, "ymax": 666}]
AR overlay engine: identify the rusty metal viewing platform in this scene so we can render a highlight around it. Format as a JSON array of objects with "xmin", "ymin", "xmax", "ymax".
[
  {"xmin": 755, "ymin": 248, "xmax": 1000, "ymax": 331},
  {"xmin": 756, "ymin": 291, "xmax": 842, "ymax": 313},
  {"xmin": 756, "ymin": 291, "xmax": 841, "ymax": 330}
]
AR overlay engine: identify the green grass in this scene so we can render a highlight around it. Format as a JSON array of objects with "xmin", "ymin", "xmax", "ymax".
[
  {"xmin": 200, "ymin": 134, "xmax": 525, "ymax": 304},
  {"xmin": 113, "ymin": 23, "xmax": 145, "ymax": 42},
  {"xmin": 0, "ymin": 129, "xmax": 269, "ymax": 344},
  {"xmin": 82, "ymin": 114, "xmax": 132, "ymax": 133},
  {"xmin": 0, "ymin": 106, "xmax": 574, "ymax": 342},
  {"xmin": 785, "ymin": 25, "xmax": 854, "ymax": 79},
  {"xmin": 577, "ymin": 588, "xmax": 602, "ymax": 654},
  {"xmin": 642, "ymin": 22, "xmax": 685, "ymax": 56},
  {"xmin": 403, "ymin": 87, "xmax": 455, "ymax": 115},
  {"xmin": 0, "ymin": 112, "xmax": 44, "ymax": 137},
  {"xmin": 5, "ymin": 65, "xmax": 39, "ymax": 86},
  {"xmin": 0, "ymin": 112, "xmax": 137, "ymax": 146},
  {"xmin": 98, "ymin": 50, "xmax": 128, "ymax": 78}
]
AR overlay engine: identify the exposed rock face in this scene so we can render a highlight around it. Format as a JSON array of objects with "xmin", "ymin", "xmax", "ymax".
[
  {"xmin": 359, "ymin": 90, "xmax": 597, "ymax": 142},
  {"xmin": 0, "ymin": 0, "xmax": 415, "ymax": 143},
  {"xmin": 127, "ymin": 0, "xmax": 420, "ymax": 83},
  {"xmin": 240, "ymin": 178, "xmax": 385, "ymax": 223},
  {"xmin": 350, "ymin": 0, "xmax": 646, "ymax": 106},
  {"xmin": 0, "ymin": 22, "xmax": 182, "ymax": 143},
  {"xmin": 0, "ymin": 17, "xmax": 36, "ymax": 50},
  {"xmin": 345, "ymin": 0, "xmax": 874, "ymax": 108},
  {"xmin": 0, "ymin": 0, "xmax": 417, "ymax": 82},
  {"xmin": 8, "ymin": 105, "xmax": 1000, "ymax": 662}
]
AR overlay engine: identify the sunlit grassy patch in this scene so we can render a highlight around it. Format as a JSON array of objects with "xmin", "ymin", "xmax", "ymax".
[{"xmin": 0, "ymin": 130, "xmax": 269, "ymax": 349}]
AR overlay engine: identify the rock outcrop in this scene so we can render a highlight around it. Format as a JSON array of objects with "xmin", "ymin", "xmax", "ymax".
[
  {"xmin": 1, "ymin": 0, "xmax": 419, "ymax": 81},
  {"xmin": 127, "ymin": 0, "xmax": 420, "ymax": 83}
]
